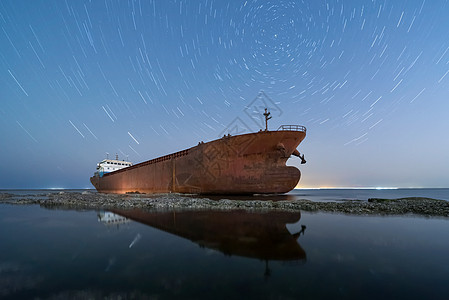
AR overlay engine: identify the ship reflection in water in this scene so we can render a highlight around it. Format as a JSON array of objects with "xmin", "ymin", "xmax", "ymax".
[
  {"xmin": 100, "ymin": 209, "xmax": 307, "ymax": 275},
  {"xmin": 97, "ymin": 211, "xmax": 130, "ymax": 226},
  {"xmin": 3, "ymin": 203, "xmax": 448, "ymax": 299}
]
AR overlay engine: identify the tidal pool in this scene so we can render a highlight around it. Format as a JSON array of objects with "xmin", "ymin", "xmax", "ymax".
[{"xmin": 1, "ymin": 204, "xmax": 448, "ymax": 299}]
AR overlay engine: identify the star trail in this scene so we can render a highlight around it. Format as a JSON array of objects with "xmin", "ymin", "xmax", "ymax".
[{"xmin": 0, "ymin": 0, "xmax": 448, "ymax": 188}]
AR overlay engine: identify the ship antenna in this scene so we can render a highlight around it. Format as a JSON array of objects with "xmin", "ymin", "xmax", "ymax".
[
  {"xmin": 263, "ymin": 108, "xmax": 272, "ymax": 131},
  {"xmin": 116, "ymin": 153, "xmax": 118, "ymax": 160},
  {"xmin": 106, "ymin": 152, "xmax": 109, "ymax": 159}
]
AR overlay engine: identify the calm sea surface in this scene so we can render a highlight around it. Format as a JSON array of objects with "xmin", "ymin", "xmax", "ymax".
[{"xmin": 1, "ymin": 189, "xmax": 449, "ymax": 299}]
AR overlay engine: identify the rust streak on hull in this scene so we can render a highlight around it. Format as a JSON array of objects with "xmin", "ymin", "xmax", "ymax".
[{"xmin": 90, "ymin": 129, "xmax": 306, "ymax": 194}]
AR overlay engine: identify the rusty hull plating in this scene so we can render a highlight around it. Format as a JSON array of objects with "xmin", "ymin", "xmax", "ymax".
[{"xmin": 90, "ymin": 127, "xmax": 306, "ymax": 194}]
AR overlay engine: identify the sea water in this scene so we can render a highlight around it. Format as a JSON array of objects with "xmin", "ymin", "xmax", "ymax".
[
  {"xmin": 291, "ymin": 187, "xmax": 449, "ymax": 201},
  {"xmin": 0, "ymin": 189, "xmax": 448, "ymax": 299}
]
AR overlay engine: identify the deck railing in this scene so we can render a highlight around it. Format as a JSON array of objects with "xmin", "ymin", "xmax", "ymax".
[{"xmin": 277, "ymin": 125, "xmax": 307, "ymax": 133}]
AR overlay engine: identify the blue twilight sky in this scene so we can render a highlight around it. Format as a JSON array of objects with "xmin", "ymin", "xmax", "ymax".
[{"xmin": 1, "ymin": 0, "xmax": 448, "ymax": 189}]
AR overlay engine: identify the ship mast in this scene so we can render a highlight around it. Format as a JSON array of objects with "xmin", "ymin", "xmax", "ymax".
[{"xmin": 263, "ymin": 108, "xmax": 272, "ymax": 131}]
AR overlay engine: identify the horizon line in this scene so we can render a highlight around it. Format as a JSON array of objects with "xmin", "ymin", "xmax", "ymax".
[
  {"xmin": 1, "ymin": 186, "xmax": 449, "ymax": 190},
  {"xmin": 295, "ymin": 186, "xmax": 449, "ymax": 190}
]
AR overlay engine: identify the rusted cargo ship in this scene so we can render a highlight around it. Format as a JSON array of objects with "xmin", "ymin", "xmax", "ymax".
[{"xmin": 90, "ymin": 109, "xmax": 306, "ymax": 194}]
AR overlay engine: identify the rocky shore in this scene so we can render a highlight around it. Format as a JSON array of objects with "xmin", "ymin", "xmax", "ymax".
[{"xmin": 1, "ymin": 191, "xmax": 448, "ymax": 217}]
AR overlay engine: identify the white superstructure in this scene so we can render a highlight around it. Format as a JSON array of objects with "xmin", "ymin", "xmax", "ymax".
[
  {"xmin": 97, "ymin": 211, "xmax": 130, "ymax": 226},
  {"xmin": 94, "ymin": 157, "xmax": 133, "ymax": 177}
]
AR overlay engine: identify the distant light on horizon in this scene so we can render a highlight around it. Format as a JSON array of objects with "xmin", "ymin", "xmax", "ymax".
[{"xmin": 296, "ymin": 186, "xmax": 400, "ymax": 190}]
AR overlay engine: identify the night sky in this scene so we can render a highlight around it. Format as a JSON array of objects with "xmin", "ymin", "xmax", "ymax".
[{"xmin": 1, "ymin": 0, "xmax": 448, "ymax": 189}]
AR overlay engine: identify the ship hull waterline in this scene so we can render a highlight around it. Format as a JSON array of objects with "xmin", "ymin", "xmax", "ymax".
[{"xmin": 90, "ymin": 130, "xmax": 306, "ymax": 195}]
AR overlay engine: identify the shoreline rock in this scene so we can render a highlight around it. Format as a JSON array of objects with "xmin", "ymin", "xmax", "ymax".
[{"xmin": 0, "ymin": 192, "xmax": 448, "ymax": 217}]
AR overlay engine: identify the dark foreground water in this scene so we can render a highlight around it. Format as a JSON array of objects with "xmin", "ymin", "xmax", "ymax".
[{"xmin": 1, "ymin": 201, "xmax": 449, "ymax": 299}]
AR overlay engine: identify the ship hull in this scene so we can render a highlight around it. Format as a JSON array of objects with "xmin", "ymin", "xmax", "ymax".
[{"xmin": 90, "ymin": 130, "xmax": 305, "ymax": 194}]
